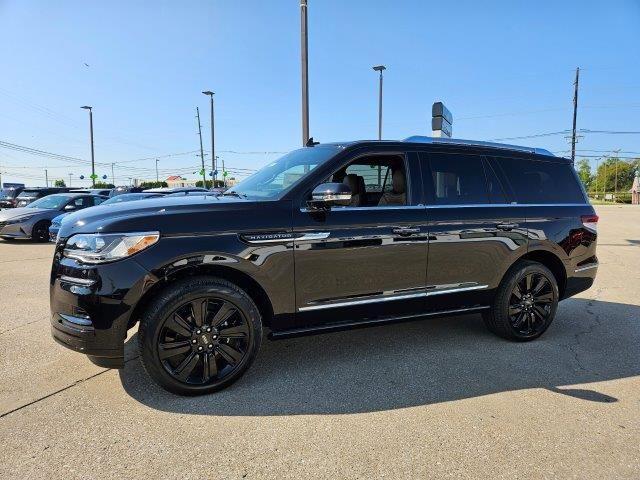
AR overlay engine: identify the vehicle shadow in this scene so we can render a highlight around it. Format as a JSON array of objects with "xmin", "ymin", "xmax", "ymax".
[{"xmin": 119, "ymin": 298, "xmax": 638, "ymax": 415}]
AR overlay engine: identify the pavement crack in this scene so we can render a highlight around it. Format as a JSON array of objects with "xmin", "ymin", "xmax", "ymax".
[{"xmin": 0, "ymin": 356, "xmax": 139, "ymax": 419}]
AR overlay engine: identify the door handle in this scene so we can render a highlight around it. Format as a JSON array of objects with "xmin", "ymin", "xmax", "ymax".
[
  {"xmin": 496, "ymin": 223, "xmax": 519, "ymax": 231},
  {"xmin": 393, "ymin": 227, "xmax": 421, "ymax": 236}
]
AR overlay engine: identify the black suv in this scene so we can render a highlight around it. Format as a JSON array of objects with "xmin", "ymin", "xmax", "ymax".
[{"xmin": 50, "ymin": 137, "xmax": 598, "ymax": 395}]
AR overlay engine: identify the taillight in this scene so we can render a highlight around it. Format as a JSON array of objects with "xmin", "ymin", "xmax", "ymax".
[{"xmin": 581, "ymin": 214, "xmax": 598, "ymax": 232}]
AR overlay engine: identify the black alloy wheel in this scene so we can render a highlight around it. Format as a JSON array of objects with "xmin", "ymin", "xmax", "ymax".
[
  {"xmin": 159, "ymin": 298, "xmax": 250, "ymax": 384},
  {"xmin": 32, "ymin": 221, "xmax": 50, "ymax": 242},
  {"xmin": 483, "ymin": 260, "xmax": 559, "ymax": 341},
  {"xmin": 507, "ymin": 272, "xmax": 554, "ymax": 337},
  {"xmin": 139, "ymin": 277, "xmax": 262, "ymax": 395}
]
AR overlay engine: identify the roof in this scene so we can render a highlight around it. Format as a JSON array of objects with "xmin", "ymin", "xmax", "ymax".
[
  {"xmin": 166, "ymin": 175, "xmax": 183, "ymax": 181},
  {"xmin": 321, "ymin": 137, "xmax": 556, "ymax": 157}
]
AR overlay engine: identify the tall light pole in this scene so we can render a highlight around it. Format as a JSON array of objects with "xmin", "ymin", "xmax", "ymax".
[
  {"xmin": 81, "ymin": 106, "xmax": 96, "ymax": 186},
  {"xmin": 155, "ymin": 158, "xmax": 159, "ymax": 183},
  {"xmin": 69, "ymin": 173, "xmax": 73, "ymax": 187},
  {"xmin": 111, "ymin": 163, "xmax": 115, "ymax": 186},
  {"xmin": 202, "ymin": 91, "xmax": 216, "ymax": 187},
  {"xmin": 372, "ymin": 65, "xmax": 386, "ymax": 140},
  {"xmin": 300, "ymin": 0, "xmax": 310, "ymax": 146}
]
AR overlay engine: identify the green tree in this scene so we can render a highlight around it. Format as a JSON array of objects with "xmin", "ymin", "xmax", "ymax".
[
  {"xmin": 54, "ymin": 179, "xmax": 66, "ymax": 187},
  {"xmin": 139, "ymin": 181, "xmax": 168, "ymax": 189},
  {"xmin": 94, "ymin": 182, "xmax": 116, "ymax": 189},
  {"xmin": 576, "ymin": 159, "xmax": 592, "ymax": 191}
]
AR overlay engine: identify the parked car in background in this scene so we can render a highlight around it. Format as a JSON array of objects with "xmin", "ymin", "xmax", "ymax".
[
  {"xmin": 0, "ymin": 193, "xmax": 105, "ymax": 242},
  {"xmin": 49, "ymin": 136, "xmax": 598, "ymax": 395},
  {"xmin": 0, "ymin": 185, "xmax": 26, "ymax": 209},
  {"xmin": 14, "ymin": 187, "xmax": 71, "ymax": 207},
  {"xmin": 143, "ymin": 186, "xmax": 209, "ymax": 194},
  {"xmin": 166, "ymin": 190, "xmax": 216, "ymax": 197},
  {"xmin": 70, "ymin": 188, "xmax": 113, "ymax": 197},
  {"xmin": 109, "ymin": 186, "xmax": 144, "ymax": 198},
  {"xmin": 49, "ymin": 192, "xmax": 163, "ymax": 241}
]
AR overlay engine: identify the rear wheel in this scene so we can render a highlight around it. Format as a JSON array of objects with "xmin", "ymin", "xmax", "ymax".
[
  {"xmin": 483, "ymin": 260, "xmax": 558, "ymax": 341},
  {"xmin": 138, "ymin": 277, "xmax": 262, "ymax": 395},
  {"xmin": 31, "ymin": 221, "xmax": 50, "ymax": 242}
]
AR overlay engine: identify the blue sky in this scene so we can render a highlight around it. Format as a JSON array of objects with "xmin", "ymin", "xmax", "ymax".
[{"xmin": 1, "ymin": 0, "xmax": 639, "ymax": 186}]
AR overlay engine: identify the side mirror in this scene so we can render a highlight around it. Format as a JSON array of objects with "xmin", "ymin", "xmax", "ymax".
[
  {"xmin": 308, "ymin": 182, "xmax": 352, "ymax": 210},
  {"xmin": 64, "ymin": 204, "xmax": 77, "ymax": 211}
]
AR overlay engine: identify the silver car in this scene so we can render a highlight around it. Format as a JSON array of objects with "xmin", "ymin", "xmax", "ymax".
[{"xmin": 0, "ymin": 193, "xmax": 106, "ymax": 242}]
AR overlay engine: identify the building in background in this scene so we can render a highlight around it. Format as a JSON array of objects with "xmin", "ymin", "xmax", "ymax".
[{"xmin": 166, "ymin": 175, "xmax": 196, "ymax": 188}]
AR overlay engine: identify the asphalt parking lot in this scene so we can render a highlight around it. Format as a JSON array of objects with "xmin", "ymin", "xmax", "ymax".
[{"xmin": 0, "ymin": 204, "xmax": 638, "ymax": 479}]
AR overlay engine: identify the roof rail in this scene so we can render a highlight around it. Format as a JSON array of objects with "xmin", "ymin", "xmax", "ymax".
[{"xmin": 402, "ymin": 136, "xmax": 555, "ymax": 157}]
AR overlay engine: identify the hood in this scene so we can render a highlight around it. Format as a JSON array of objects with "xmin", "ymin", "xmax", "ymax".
[
  {"xmin": 0, "ymin": 207, "xmax": 50, "ymax": 221},
  {"xmin": 58, "ymin": 194, "xmax": 272, "ymax": 239}
]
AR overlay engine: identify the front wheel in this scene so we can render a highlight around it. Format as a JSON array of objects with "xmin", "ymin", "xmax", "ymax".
[
  {"xmin": 483, "ymin": 260, "xmax": 559, "ymax": 341},
  {"xmin": 31, "ymin": 221, "xmax": 50, "ymax": 242},
  {"xmin": 138, "ymin": 277, "xmax": 262, "ymax": 395}
]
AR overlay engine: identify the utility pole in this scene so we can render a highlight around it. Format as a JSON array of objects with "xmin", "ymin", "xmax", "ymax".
[
  {"xmin": 613, "ymin": 148, "xmax": 620, "ymax": 199},
  {"xmin": 155, "ymin": 158, "xmax": 159, "ymax": 183},
  {"xmin": 69, "ymin": 173, "xmax": 72, "ymax": 187},
  {"xmin": 372, "ymin": 65, "xmax": 386, "ymax": 140},
  {"xmin": 45, "ymin": 168, "xmax": 48, "ymax": 187},
  {"xmin": 81, "ymin": 106, "xmax": 96, "ymax": 186},
  {"xmin": 300, "ymin": 0, "xmax": 310, "ymax": 146},
  {"xmin": 202, "ymin": 91, "xmax": 216, "ymax": 187},
  {"xmin": 196, "ymin": 107, "xmax": 207, "ymax": 188},
  {"xmin": 111, "ymin": 163, "xmax": 115, "ymax": 186},
  {"xmin": 570, "ymin": 67, "xmax": 580, "ymax": 164},
  {"xmin": 222, "ymin": 157, "xmax": 226, "ymax": 188}
]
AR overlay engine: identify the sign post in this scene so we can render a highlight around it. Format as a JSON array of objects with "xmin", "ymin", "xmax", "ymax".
[{"xmin": 432, "ymin": 102, "xmax": 453, "ymax": 138}]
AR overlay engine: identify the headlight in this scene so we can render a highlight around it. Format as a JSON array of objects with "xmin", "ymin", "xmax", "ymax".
[
  {"xmin": 5, "ymin": 215, "xmax": 36, "ymax": 225},
  {"xmin": 63, "ymin": 232, "xmax": 159, "ymax": 264}
]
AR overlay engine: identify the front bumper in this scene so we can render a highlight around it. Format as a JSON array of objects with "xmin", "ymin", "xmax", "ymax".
[
  {"xmin": 49, "ymin": 243, "xmax": 157, "ymax": 368},
  {"xmin": 0, "ymin": 221, "xmax": 31, "ymax": 238}
]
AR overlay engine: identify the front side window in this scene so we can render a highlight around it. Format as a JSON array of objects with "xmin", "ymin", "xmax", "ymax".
[
  {"xmin": 316, "ymin": 154, "xmax": 408, "ymax": 208},
  {"xmin": 27, "ymin": 194, "xmax": 70, "ymax": 210},
  {"xmin": 228, "ymin": 146, "xmax": 341, "ymax": 200},
  {"xmin": 427, "ymin": 153, "xmax": 489, "ymax": 205}
]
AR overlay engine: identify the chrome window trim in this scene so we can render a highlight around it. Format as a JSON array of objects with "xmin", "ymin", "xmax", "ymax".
[{"xmin": 299, "ymin": 203, "xmax": 588, "ymax": 213}]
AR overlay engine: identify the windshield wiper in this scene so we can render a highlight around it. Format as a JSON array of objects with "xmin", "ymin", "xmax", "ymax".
[{"xmin": 222, "ymin": 191, "xmax": 247, "ymax": 198}]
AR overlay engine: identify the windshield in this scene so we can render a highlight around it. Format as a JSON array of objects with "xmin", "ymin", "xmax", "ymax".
[
  {"xmin": 227, "ymin": 146, "xmax": 340, "ymax": 199},
  {"xmin": 102, "ymin": 193, "xmax": 160, "ymax": 204},
  {"xmin": 0, "ymin": 188, "xmax": 17, "ymax": 199},
  {"xmin": 17, "ymin": 191, "xmax": 39, "ymax": 199},
  {"xmin": 27, "ymin": 194, "xmax": 69, "ymax": 210}
]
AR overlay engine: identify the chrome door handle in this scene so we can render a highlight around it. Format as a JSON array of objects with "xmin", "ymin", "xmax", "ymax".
[
  {"xmin": 496, "ymin": 223, "xmax": 519, "ymax": 231},
  {"xmin": 393, "ymin": 227, "xmax": 421, "ymax": 236}
]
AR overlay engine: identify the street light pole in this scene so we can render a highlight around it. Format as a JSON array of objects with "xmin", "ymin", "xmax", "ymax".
[
  {"xmin": 372, "ymin": 65, "xmax": 386, "ymax": 140},
  {"xmin": 69, "ymin": 173, "xmax": 72, "ymax": 187},
  {"xmin": 202, "ymin": 91, "xmax": 215, "ymax": 187},
  {"xmin": 155, "ymin": 158, "xmax": 159, "ymax": 183},
  {"xmin": 300, "ymin": 0, "xmax": 310, "ymax": 146},
  {"xmin": 81, "ymin": 106, "xmax": 96, "ymax": 186}
]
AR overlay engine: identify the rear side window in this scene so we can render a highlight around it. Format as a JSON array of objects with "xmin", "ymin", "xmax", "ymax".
[
  {"xmin": 494, "ymin": 157, "xmax": 585, "ymax": 204},
  {"xmin": 426, "ymin": 153, "xmax": 489, "ymax": 205}
]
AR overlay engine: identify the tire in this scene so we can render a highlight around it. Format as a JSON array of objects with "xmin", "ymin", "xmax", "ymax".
[
  {"xmin": 138, "ymin": 276, "xmax": 262, "ymax": 395},
  {"xmin": 31, "ymin": 221, "xmax": 50, "ymax": 243},
  {"xmin": 482, "ymin": 260, "xmax": 559, "ymax": 341}
]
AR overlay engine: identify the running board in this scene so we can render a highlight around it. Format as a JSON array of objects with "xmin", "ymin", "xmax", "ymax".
[{"xmin": 268, "ymin": 305, "xmax": 490, "ymax": 340}]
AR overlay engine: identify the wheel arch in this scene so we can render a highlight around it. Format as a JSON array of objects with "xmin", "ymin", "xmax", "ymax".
[
  {"xmin": 511, "ymin": 249, "xmax": 568, "ymax": 298},
  {"xmin": 128, "ymin": 264, "xmax": 275, "ymax": 330}
]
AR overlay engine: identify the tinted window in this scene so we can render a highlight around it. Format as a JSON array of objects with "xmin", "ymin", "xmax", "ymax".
[
  {"xmin": 344, "ymin": 163, "xmax": 391, "ymax": 193},
  {"xmin": 426, "ymin": 153, "xmax": 489, "ymax": 205},
  {"xmin": 494, "ymin": 157, "xmax": 585, "ymax": 204},
  {"xmin": 482, "ymin": 159, "xmax": 508, "ymax": 203}
]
